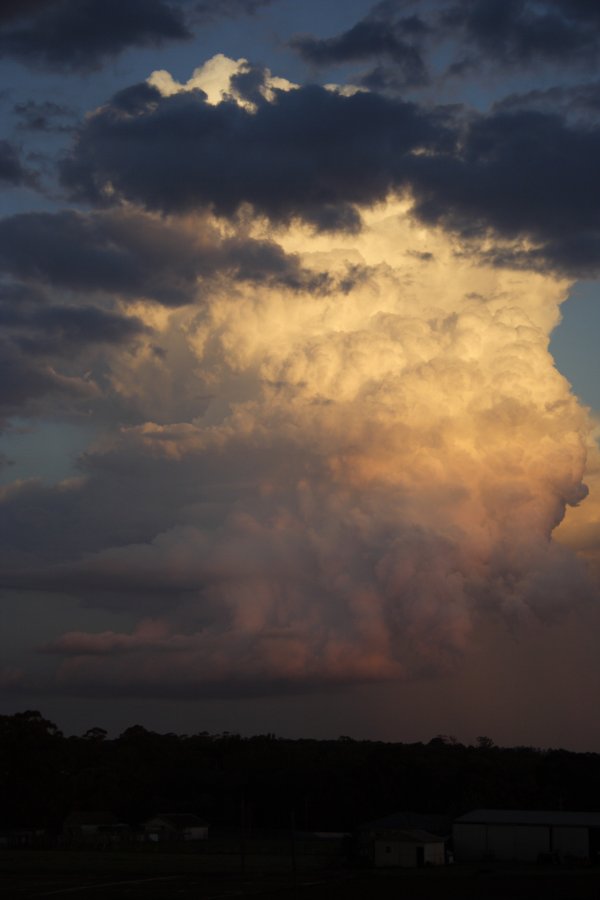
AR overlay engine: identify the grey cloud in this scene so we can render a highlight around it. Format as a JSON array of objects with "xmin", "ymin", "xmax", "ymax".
[
  {"xmin": 290, "ymin": 1, "xmax": 600, "ymax": 88},
  {"xmin": 13, "ymin": 99, "xmax": 77, "ymax": 133},
  {"xmin": 0, "ymin": 0, "xmax": 190, "ymax": 72},
  {"xmin": 442, "ymin": 0, "xmax": 600, "ymax": 70},
  {"xmin": 493, "ymin": 81, "xmax": 600, "ymax": 120},
  {"xmin": 0, "ymin": 140, "xmax": 30, "ymax": 186},
  {"xmin": 0, "ymin": 209, "xmax": 204, "ymax": 305},
  {"xmin": 290, "ymin": 9, "xmax": 430, "ymax": 88},
  {"xmin": 0, "ymin": 274, "xmax": 145, "ymax": 421},
  {"xmin": 0, "ymin": 209, "xmax": 328, "ymax": 305},
  {"xmin": 59, "ymin": 73, "xmax": 600, "ymax": 275},
  {"xmin": 405, "ymin": 108, "xmax": 600, "ymax": 275},
  {"xmin": 189, "ymin": 0, "xmax": 276, "ymax": 23},
  {"xmin": 60, "ymin": 84, "xmax": 452, "ymax": 231},
  {"xmin": 0, "ymin": 0, "xmax": 278, "ymax": 73},
  {"xmin": 0, "ymin": 2, "xmax": 55, "ymax": 24},
  {"xmin": 0, "ymin": 338, "xmax": 97, "ymax": 420},
  {"xmin": 9, "ymin": 305, "xmax": 146, "ymax": 356}
]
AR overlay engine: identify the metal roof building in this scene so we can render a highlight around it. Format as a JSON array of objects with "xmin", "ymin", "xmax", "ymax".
[{"xmin": 453, "ymin": 809, "xmax": 600, "ymax": 863}]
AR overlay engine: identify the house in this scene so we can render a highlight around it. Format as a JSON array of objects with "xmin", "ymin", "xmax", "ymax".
[
  {"xmin": 453, "ymin": 809, "xmax": 600, "ymax": 863},
  {"xmin": 143, "ymin": 813, "xmax": 208, "ymax": 842},
  {"xmin": 357, "ymin": 812, "xmax": 450, "ymax": 867}
]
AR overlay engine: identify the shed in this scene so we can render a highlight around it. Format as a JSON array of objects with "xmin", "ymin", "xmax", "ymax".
[
  {"xmin": 453, "ymin": 809, "xmax": 600, "ymax": 863},
  {"xmin": 373, "ymin": 828, "xmax": 446, "ymax": 867},
  {"xmin": 358, "ymin": 813, "xmax": 449, "ymax": 867}
]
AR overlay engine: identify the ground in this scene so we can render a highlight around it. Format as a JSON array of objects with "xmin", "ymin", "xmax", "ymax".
[{"xmin": 2, "ymin": 850, "xmax": 600, "ymax": 899}]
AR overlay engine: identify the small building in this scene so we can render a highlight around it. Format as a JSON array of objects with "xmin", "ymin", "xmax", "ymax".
[
  {"xmin": 143, "ymin": 813, "xmax": 208, "ymax": 842},
  {"xmin": 357, "ymin": 812, "xmax": 449, "ymax": 867},
  {"xmin": 453, "ymin": 809, "xmax": 600, "ymax": 863},
  {"xmin": 374, "ymin": 828, "xmax": 446, "ymax": 867}
]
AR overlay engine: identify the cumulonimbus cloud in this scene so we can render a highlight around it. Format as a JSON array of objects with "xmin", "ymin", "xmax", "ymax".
[
  {"xmin": 0, "ymin": 200, "xmax": 594, "ymax": 698},
  {"xmin": 2, "ymin": 54, "xmax": 599, "ymax": 702}
]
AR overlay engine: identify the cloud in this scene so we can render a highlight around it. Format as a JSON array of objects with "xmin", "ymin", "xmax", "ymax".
[
  {"xmin": 0, "ymin": 2, "xmax": 56, "ymax": 25},
  {"xmin": 0, "ymin": 208, "xmax": 331, "ymax": 305},
  {"xmin": 189, "ymin": 0, "xmax": 275, "ymax": 21},
  {"xmin": 0, "ymin": 0, "xmax": 278, "ymax": 72},
  {"xmin": 492, "ymin": 81, "xmax": 600, "ymax": 121},
  {"xmin": 59, "ymin": 59, "xmax": 600, "ymax": 276},
  {"xmin": 290, "ymin": 3, "xmax": 430, "ymax": 88},
  {"xmin": 441, "ymin": 0, "xmax": 600, "ymax": 71},
  {"xmin": 0, "ymin": 205, "xmax": 595, "ymax": 697},
  {"xmin": 0, "ymin": 0, "xmax": 191, "ymax": 72},
  {"xmin": 13, "ymin": 99, "xmax": 76, "ymax": 133},
  {"xmin": 289, "ymin": 2, "xmax": 600, "ymax": 89},
  {"xmin": 405, "ymin": 108, "xmax": 600, "ymax": 276},
  {"xmin": 0, "ymin": 203, "xmax": 346, "ymax": 428},
  {"xmin": 0, "ymin": 338, "xmax": 99, "ymax": 422},
  {"xmin": 147, "ymin": 53, "xmax": 298, "ymax": 106},
  {"xmin": 60, "ymin": 74, "xmax": 452, "ymax": 231},
  {"xmin": 0, "ymin": 274, "xmax": 145, "ymax": 422},
  {"xmin": 5, "ymin": 304, "xmax": 146, "ymax": 356},
  {"xmin": 0, "ymin": 140, "xmax": 30, "ymax": 186}
]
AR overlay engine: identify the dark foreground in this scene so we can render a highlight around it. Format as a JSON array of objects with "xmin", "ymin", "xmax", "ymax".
[{"xmin": 3, "ymin": 851, "xmax": 600, "ymax": 900}]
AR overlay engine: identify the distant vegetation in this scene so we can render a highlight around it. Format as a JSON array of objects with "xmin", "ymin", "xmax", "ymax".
[{"xmin": 3, "ymin": 711, "xmax": 600, "ymax": 831}]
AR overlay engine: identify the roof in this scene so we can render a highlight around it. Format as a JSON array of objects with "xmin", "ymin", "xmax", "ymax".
[
  {"xmin": 454, "ymin": 809, "xmax": 600, "ymax": 828},
  {"xmin": 360, "ymin": 812, "xmax": 451, "ymax": 837},
  {"xmin": 374, "ymin": 828, "xmax": 445, "ymax": 844}
]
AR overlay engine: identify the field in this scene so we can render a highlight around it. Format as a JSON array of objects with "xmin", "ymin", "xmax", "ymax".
[{"xmin": 3, "ymin": 849, "xmax": 600, "ymax": 900}]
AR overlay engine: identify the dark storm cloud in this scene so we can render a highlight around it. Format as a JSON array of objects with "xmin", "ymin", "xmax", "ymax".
[
  {"xmin": 0, "ymin": 0, "xmax": 190, "ymax": 72},
  {"xmin": 290, "ymin": 4, "xmax": 430, "ymax": 87},
  {"xmin": 405, "ymin": 108, "xmax": 600, "ymax": 275},
  {"xmin": 0, "ymin": 277, "xmax": 145, "ymax": 420},
  {"xmin": 0, "ymin": 0, "xmax": 278, "ymax": 72},
  {"xmin": 0, "ymin": 209, "xmax": 198, "ymax": 305},
  {"xmin": 442, "ymin": 0, "xmax": 600, "ymax": 70},
  {"xmin": 0, "ymin": 281, "xmax": 48, "ymax": 307},
  {"xmin": 60, "ymin": 84, "xmax": 452, "ymax": 231},
  {"xmin": 189, "ymin": 0, "xmax": 276, "ymax": 23},
  {"xmin": 0, "ymin": 443, "xmax": 207, "ymax": 569},
  {"xmin": 0, "ymin": 209, "xmax": 327, "ymax": 305},
  {"xmin": 13, "ymin": 100, "xmax": 76, "ymax": 133},
  {"xmin": 6, "ymin": 305, "xmax": 146, "ymax": 356},
  {"xmin": 0, "ymin": 341, "xmax": 59, "ymax": 412},
  {"xmin": 493, "ymin": 81, "xmax": 600, "ymax": 119},
  {"xmin": 60, "ymin": 73, "xmax": 600, "ymax": 274},
  {"xmin": 290, "ymin": 1, "xmax": 600, "ymax": 86},
  {"xmin": 0, "ymin": 140, "xmax": 30, "ymax": 185},
  {"xmin": 0, "ymin": 2, "xmax": 55, "ymax": 24}
]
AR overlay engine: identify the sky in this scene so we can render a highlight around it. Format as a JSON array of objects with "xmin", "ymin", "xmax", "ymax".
[{"xmin": 1, "ymin": 0, "xmax": 600, "ymax": 750}]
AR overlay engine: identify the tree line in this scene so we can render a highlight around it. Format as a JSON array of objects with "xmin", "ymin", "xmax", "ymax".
[{"xmin": 3, "ymin": 711, "xmax": 599, "ymax": 832}]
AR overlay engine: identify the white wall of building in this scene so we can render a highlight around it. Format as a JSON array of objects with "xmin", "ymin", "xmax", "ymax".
[
  {"xmin": 454, "ymin": 822, "xmax": 590, "ymax": 862},
  {"xmin": 553, "ymin": 827, "xmax": 588, "ymax": 858},
  {"xmin": 374, "ymin": 839, "xmax": 444, "ymax": 867}
]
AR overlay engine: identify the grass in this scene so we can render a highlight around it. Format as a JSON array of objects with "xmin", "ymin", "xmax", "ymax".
[{"xmin": 3, "ymin": 849, "xmax": 600, "ymax": 899}]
